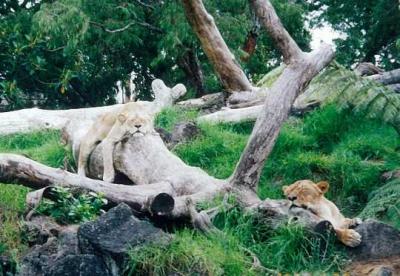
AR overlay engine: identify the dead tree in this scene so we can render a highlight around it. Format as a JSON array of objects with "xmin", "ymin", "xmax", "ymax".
[
  {"xmin": 181, "ymin": 0, "xmax": 253, "ymax": 92},
  {"xmin": 0, "ymin": 0, "xmax": 334, "ymax": 228}
]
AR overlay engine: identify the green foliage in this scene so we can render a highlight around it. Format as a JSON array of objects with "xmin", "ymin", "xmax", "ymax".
[
  {"xmin": 0, "ymin": 130, "xmax": 74, "ymax": 258},
  {"xmin": 127, "ymin": 230, "xmax": 256, "ymax": 276},
  {"xmin": 262, "ymin": 63, "xmax": 400, "ymax": 134},
  {"xmin": 128, "ymin": 207, "xmax": 347, "ymax": 275},
  {"xmin": 1, "ymin": 0, "xmax": 310, "ymax": 109},
  {"xmin": 360, "ymin": 179, "xmax": 400, "ymax": 229},
  {"xmin": 37, "ymin": 187, "xmax": 107, "ymax": 224},
  {"xmin": 307, "ymin": 0, "xmax": 400, "ymax": 69},
  {"xmin": 172, "ymin": 104, "xmax": 400, "ymax": 214},
  {"xmin": 155, "ymin": 107, "xmax": 199, "ymax": 132}
]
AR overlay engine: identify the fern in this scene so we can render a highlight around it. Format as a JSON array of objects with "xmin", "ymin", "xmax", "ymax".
[
  {"xmin": 258, "ymin": 62, "xmax": 400, "ymax": 133},
  {"xmin": 359, "ymin": 179, "xmax": 400, "ymax": 229}
]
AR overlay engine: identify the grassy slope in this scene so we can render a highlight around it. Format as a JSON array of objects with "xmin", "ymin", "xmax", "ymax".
[
  {"xmin": 0, "ymin": 105, "xmax": 398, "ymax": 274},
  {"xmin": 0, "ymin": 131, "xmax": 73, "ymax": 259}
]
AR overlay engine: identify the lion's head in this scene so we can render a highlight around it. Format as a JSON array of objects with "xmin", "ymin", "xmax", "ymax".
[
  {"xmin": 282, "ymin": 180, "xmax": 329, "ymax": 213},
  {"xmin": 117, "ymin": 103, "xmax": 154, "ymax": 137}
]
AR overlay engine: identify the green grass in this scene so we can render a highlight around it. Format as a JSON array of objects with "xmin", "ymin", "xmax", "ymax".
[
  {"xmin": 127, "ymin": 207, "xmax": 348, "ymax": 275},
  {"xmin": 0, "ymin": 130, "xmax": 72, "ymax": 259},
  {"xmin": 128, "ymin": 103, "xmax": 398, "ymax": 274},
  {"xmin": 172, "ymin": 105, "xmax": 400, "ymax": 214}
]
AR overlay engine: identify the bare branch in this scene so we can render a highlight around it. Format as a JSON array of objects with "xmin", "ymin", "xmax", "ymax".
[
  {"xmin": 89, "ymin": 20, "xmax": 163, "ymax": 34},
  {"xmin": 181, "ymin": 0, "xmax": 253, "ymax": 92},
  {"xmin": 249, "ymin": 0, "xmax": 302, "ymax": 63}
]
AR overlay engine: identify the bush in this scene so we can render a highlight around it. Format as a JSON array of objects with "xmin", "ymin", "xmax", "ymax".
[
  {"xmin": 360, "ymin": 179, "xmax": 400, "ymax": 229},
  {"xmin": 37, "ymin": 187, "xmax": 107, "ymax": 224}
]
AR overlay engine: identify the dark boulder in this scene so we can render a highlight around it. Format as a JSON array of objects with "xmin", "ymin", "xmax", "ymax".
[
  {"xmin": 347, "ymin": 220, "xmax": 400, "ymax": 261},
  {"xmin": 44, "ymin": 254, "xmax": 111, "ymax": 276},
  {"xmin": 78, "ymin": 203, "xmax": 170, "ymax": 271}
]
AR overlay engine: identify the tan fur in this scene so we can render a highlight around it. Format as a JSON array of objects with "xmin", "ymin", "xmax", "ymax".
[
  {"xmin": 283, "ymin": 180, "xmax": 362, "ymax": 247},
  {"xmin": 77, "ymin": 101, "xmax": 156, "ymax": 182}
]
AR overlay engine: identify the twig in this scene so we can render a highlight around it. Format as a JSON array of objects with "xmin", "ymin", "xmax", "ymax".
[{"xmin": 89, "ymin": 20, "xmax": 163, "ymax": 34}]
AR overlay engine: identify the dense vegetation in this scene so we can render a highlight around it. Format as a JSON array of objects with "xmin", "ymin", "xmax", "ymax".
[
  {"xmin": 0, "ymin": 0, "xmax": 309, "ymax": 109},
  {"xmin": 1, "ymin": 104, "xmax": 398, "ymax": 273}
]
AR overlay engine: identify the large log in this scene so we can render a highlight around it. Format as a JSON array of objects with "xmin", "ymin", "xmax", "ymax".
[
  {"xmin": 368, "ymin": 68, "xmax": 400, "ymax": 85},
  {"xmin": 181, "ymin": 0, "xmax": 253, "ymax": 92},
  {"xmin": 0, "ymin": 79, "xmax": 184, "ymax": 136}
]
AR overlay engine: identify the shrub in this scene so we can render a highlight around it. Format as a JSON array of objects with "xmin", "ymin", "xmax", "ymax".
[{"xmin": 37, "ymin": 187, "xmax": 107, "ymax": 224}]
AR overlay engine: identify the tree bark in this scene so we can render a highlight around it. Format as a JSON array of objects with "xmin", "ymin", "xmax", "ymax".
[
  {"xmin": 178, "ymin": 48, "xmax": 206, "ymax": 97},
  {"xmin": 181, "ymin": 0, "xmax": 253, "ymax": 92},
  {"xmin": 249, "ymin": 0, "xmax": 302, "ymax": 64},
  {"xmin": 0, "ymin": 79, "xmax": 183, "ymax": 136},
  {"xmin": 367, "ymin": 68, "xmax": 400, "ymax": 85},
  {"xmin": 229, "ymin": 0, "xmax": 334, "ymax": 196}
]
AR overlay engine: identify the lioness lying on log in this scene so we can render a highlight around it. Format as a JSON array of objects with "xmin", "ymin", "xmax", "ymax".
[
  {"xmin": 283, "ymin": 180, "xmax": 362, "ymax": 247},
  {"xmin": 77, "ymin": 101, "xmax": 157, "ymax": 182}
]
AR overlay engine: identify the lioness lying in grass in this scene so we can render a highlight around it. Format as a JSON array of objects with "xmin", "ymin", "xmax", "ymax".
[{"xmin": 283, "ymin": 180, "xmax": 362, "ymax": 247}]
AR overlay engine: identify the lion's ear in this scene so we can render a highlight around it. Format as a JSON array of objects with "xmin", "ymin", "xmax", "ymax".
[
  {"xmin": 317, "ymin": 181, "xmax": 329, "ymax": 194},
  {"xmin": 282, "ymin": 185, "xmax": 289, "ymax": 194},
  {"xmin": 118, "ymin": 113, "xmax": 127, "ymax": 123}
]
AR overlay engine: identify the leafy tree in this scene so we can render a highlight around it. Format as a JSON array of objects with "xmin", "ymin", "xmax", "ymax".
[
  {"xmin": 307, "ymin": 0, "xmax": 400, "ymax": 69},
  {"xmin": 0, "ymin": 0, "xmax": 310, "ymax": 110}
]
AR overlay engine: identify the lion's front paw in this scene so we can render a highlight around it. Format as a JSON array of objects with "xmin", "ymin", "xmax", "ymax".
[{"xmin": 341, "ymin": 229, "xmax": 362, "ymax": 247}]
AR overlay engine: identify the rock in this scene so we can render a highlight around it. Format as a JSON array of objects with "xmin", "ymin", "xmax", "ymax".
[
  {"xmin": 170, "ymin": 122, "xmax": 200, "ymax": 144},
  {"xmin": 21, "ymin": 216, "xmax": 61, "ymax": 246},
  {"xmin": 19, "ymin": 227, "xmax": 80, "ymax": 276},
  {"xmin": 78, "ymin": 203, "xmax": 170, "ymax": 269},
  {"xmin": 347, "ymin": 220, "xmax": 400, "ymax": 261},
  {"xmin": 381, "ymin": 169, "xmax": 400, "ymax": 182},
  {"xmin": 0, "ymin": 255, "xmax": 16, "ymax": 275},
  {"xmin": 156, "ymin": 122, "xmax": 200, "ymax": 149},
  {"xmin": 45, "ymin": 254, "xmax": 111, "ymax": 276},
  {"xmin": 19, "ymin": 237, "xmax": 59, "ymax": 276},
  {"xmin": 345, "ymin": 256, "xmax": 400, "ymax": 276}
]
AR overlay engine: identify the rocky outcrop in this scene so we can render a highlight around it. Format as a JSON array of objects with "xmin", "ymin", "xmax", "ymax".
[
  {"xmin": 345, "ymin": 220, "xmax": 400, "ymax": 275},
  {"xmin": 18, "ymin": 203, "xmax": 169, "ymax": 276},
  {"xmin": 78, "ymin": 203, "xmax": 170, "ymax": 274}
]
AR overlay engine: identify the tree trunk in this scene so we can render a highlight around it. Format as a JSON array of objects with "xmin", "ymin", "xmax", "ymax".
[
  {"xmin": 181, "ymin": 0, "xmax": 253, "ymax": 92},
  {"xmin": 229, "ymin": 0, "xmax": 334, "ymax": 196},
  {"xmin": 178, "ymin": 48, "xmax": 206, "ymax": 97},
  {"xmin": 249, "ymin": 0, "xmax": 302, "ymax": 64},
  {"xmin": 368, "ymin": 68, "xmax": 400, "ymax": 85}
]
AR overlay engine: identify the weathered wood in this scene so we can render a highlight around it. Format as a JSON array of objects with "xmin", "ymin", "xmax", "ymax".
[
  {"xmin": 249, "ymin": 0, "xmax": 302, "ymax": 64},
  {"xmin": 198, "ymin": 105, "xmax": 263, "ymax": 124},
  {"xmin": 0, "ymin": 79, "xmax": 185, "ymax": 136},
  {"xmin": 368, "ymin": 68, "xmax": 400, "ymax": 85},
  {"xmin": 387, "ymin": 83, "xmax": 400, "ymax": 93},
  {"xmin": 354, "ymin": 62, "xmax": 384, "ymax": 76},
  {"xmin": 228, "ymin": 0, "xmax": 335, "ymax": 195},
  {"xmin": 181, "ymin": 0, "xmax": 253, "ymax": 92},
  {"xmin": 177, "ymin": 92, "xmax": 225, "ymax": 110}
]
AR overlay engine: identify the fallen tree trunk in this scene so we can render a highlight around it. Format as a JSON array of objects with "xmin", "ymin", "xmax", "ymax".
[
  {"xmin": 0, "ymin": 79, "xmax": 183, "ymax": 136},
  {"xmin": 181, "ymin": 0, "xmax": 253, "ymax": 92},
  {"xmin": 368, "ymin": 68, "xmax": 400, "ymax": 85}
]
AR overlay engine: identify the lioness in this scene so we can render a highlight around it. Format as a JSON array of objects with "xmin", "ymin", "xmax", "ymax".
[
  {"xmin": 77, "ymin": 101, "xmax": 156, "ymax": 182},
  {"xmin": 283, "ymin": 180, "xmax": 362, "ymax": 247}
]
